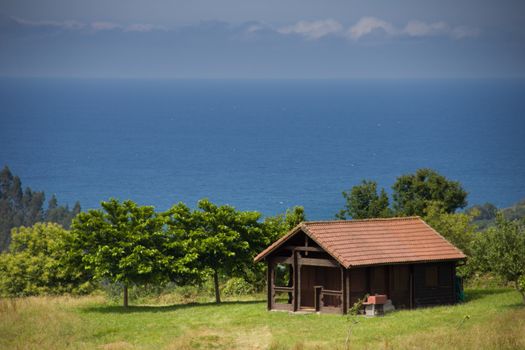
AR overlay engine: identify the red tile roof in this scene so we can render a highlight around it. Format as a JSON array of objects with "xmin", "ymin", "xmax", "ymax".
[{"xmin": 254, "ymin": 217, "xmax": 466, "ymax": 268}]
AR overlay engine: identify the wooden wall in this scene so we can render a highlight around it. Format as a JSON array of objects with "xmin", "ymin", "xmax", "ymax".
[
  {"xmin": 347, "ymin": 261, "xmax": 457, "ymax": 309},
  {"xmin": 413, "ymin": 262, "xmax": 456, "ymax": 307}
]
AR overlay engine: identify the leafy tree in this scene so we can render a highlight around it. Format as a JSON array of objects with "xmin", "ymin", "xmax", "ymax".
[
  {"xmin": 336, "ymin": 180, "xmax": 392, "ymax": 219},
  {"xmin": 468, "ymin": 202, "xmax": 498, "ymax": 221},
  {"xmin": 263, "ymin": 206, "xmax": 306, "ymax": 241},
  {"xmin": 167, "ymin": 199, "xmax": 264, "ymax": 303},
  {"xmin": 392, "ymin": 168, "xmax": 467, "ymax": 217},
  {"xmin": 423, "ymin": 202, "xmax": 477, "ymax": 261},
  {"xmin": 71, "ymin": 199, "xmax": 193, "ymax": 307},
  {"xmin": 471, "ymin": 214, "xmax": 525, "ymax": 303},
  {"xmin": 0, "ymin": 223, "xmax": 92, "ymax": 296},
  {"xmin": 46, "ymin": 195, "xmax": 81, "ymax": 229},
  {"xmin": 0, "ymin": 166, "xmax": 81, "ymax": 251}
]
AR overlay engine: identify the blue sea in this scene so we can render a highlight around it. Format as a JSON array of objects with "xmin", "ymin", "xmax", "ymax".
[{"xmin": 1, "ymin": 79, "xmax": 524, "ymax": 219}]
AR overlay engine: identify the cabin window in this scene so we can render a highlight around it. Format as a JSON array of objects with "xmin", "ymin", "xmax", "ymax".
[{"xmin": 425, "ymin": 265, "xmax": 439, "ymax": 287}]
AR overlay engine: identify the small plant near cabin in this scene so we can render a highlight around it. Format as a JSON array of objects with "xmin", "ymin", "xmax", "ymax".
[
  {"xmin": 345, "ymin": 294, "xmax": 368, "ymax": 350},
  {"xmin": 457, "ymin": 315, "xmax": 471, "ymax": 329}
]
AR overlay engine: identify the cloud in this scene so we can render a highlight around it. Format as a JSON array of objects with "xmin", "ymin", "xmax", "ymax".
[
  {"xmin": 451, "ymin": 25, "xmax": 480, "ymax": 39},
  {"xmin": 403, "ymin": 20, "xmax": 448, "ymax": 37},
  {"xmin": 12, "ymin": 16, "xmax": 85, "ymax": 30},
  {"xmin": 348, "ymin": 17, "xmax": 396, "ymax": 39},
  {"xmin": 90, "ymin": 21, "xmax": 121, "ymax": 31},
  {"xmin": 11, "ymin": 16, "xmax": 162, "ymax": 34},
  {"xmin": 278, "ymin": 19, "xmax": 343, "ymax": 40},
  {"xmin": 124, "ymin": 23, "xmax": 164, "ymax": 32},
  {"xmin": 347, "ymin": 17, "xmax": 479, "ymax": 41}
]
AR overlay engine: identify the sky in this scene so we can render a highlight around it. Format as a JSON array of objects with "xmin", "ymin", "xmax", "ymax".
[{"xmin": 1, "ymin": 0, "xmax": 525, "ymax": 78}]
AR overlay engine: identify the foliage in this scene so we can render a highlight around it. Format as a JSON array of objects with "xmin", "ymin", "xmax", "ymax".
[
  {"xmin": 470, "ymin": 214, "xmax": 525, "ymax": 303},
  {"xmin": 0, "ymin": 166, "xmax": 80, "ymax": 252},
  {"xmin": 470, "ymin": 198, "xmax": 525, "ymax": 230},
  {"xmin": 262, "ymin": 206, "xmax": 305, "ymax": 241},
  {"xmin": 468, "ymin": 202, "xmax": 498, "ymax": 221},
  {"xmin": 336, "ymin": 180, "xmax": 391, "ymax": 219},
  {"xmin": 423, "ymin": 202, "xmax": 477, "ymax": 256},
  {"xmin": 336, "ymin": 169, "xmax": 467, "ymax": 220},
  {"xmin": 345, "ymin": 294, "xmax": 369, "ymax": 350},
  {"xmin": 222, "ymin": 277, "xmax": 254, "ymax": 297},
  {"xmin": 70, "ymin": 199, "xmax": 198, "ymax": 306},
  {"xmin": 392, "ymin": 168, "xmax": 468, "ymax": 217},
  {"xmin": 0, "ymin": 223, "xmax": 92, "ymax": 296},
  {"xmin": 165, "ymin": 199, "xmax": 265, "ymax": 303}
]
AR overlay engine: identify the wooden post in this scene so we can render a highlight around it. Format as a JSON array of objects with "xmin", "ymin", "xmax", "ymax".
[
  {"xmin": 314, "ymin": 286, "xmax": 322, "ymax": 312},
  {"xmin": 346, "ymin": 268, "xmax": 351, "ymax": 308},
  {"xmin": 292, "ymin": 250, "xmax": 299, "ymax": 311},
  {"xmin": 267, "ymin": 261, "xmax": 273, "ymax": 310},
  {"xmin": 304, "ymin": 235, "xmax": 309, "ymax": 256},
  {"xmin": 366, "ymin": 267, "xmax": 371, "ymax": 294},
  {"xmin": 452, "ymin": 263, "xmax": 457, "ymax": 303},
  {"xmin": 341, "ymin": 267, "xmax": 348, "ymax": 314},
  {"xmin": 296, "ymin": 251, "xmax": 301, "ymax": 310},
  {"xmin": 385, "ymin": 266, "xmax": 392, "ymax": 299},
  {"xmin": 409, "ymin": 264, "xmax": 414, "ymax": 309}
]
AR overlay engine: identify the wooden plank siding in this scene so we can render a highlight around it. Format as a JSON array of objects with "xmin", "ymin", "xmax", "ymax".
[{"xmin": 413, "ymin": 262, "xmax": 456, "ymax": 307}]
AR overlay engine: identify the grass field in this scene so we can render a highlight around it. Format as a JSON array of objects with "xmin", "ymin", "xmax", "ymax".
[{"xmin": 1, "ymin": 288, "xmax": 524, "ymax": 350}]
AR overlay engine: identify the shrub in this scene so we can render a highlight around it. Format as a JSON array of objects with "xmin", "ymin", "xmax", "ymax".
[
  {"xmin": 0, "ymin": 223, "xmax": 92, "ymax": 296},
  {"xmin": 221, "ymin": 277, "xmax": 254, "ymax": 297}
]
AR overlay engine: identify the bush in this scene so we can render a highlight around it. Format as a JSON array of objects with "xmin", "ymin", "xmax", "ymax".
[
  {"xmin": 221, "ymin": 277, "xmax": 254, "ymax": 297},
  {"xmin": 0, "ymin": 223, "xmax": 92, "ymax": 296}
]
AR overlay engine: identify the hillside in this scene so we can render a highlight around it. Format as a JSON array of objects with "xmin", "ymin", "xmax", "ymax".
[{"xmin": 470, "ymin": 198, "xmax": 525, "ymax": 230}]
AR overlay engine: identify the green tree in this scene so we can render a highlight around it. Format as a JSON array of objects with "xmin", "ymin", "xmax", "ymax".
[
  {"xmin": 263, "ymin": 206, "xmax": 306, "ymax": 242},
  {"xmin": 423, "ymin": 202, "xmax": 477, "ymax": 257},
  {"xmin": 392, "ymin": 168, "xmax": 467, "ymax": 217},
  {"xmin": 0, "ymin": 166, "xmax": 81, "ymax": 251},
  {"xmin": 468, "ymin": 202, "xmax": 498, "ymax": 221},
  {"xmin": 336, "ymin": 180, "xmax": 392, "ymax": 219},
  {"xmin": 71, "ymin": 199, "xmax": 191, "ymax": 307},
  {"xmin": 471, "ymin": 214, "xmax": 525, "ymax": 303},
  {"xmin": 167, "ymin": 199, "xmax": 264, "ymax": 303},
  {"xmin": 0, "ymin": 222, "xmax": 92, "ymax": 296}
]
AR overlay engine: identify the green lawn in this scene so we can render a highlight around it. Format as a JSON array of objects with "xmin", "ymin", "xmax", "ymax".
[{"xmin": 1, "ymin": 288, "xmax": 524, "ymax": 350}]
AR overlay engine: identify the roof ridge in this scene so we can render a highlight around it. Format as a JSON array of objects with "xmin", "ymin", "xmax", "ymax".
[{"xmin": 303, "ymin": 216, "xmax": 421, "ymax": 225}]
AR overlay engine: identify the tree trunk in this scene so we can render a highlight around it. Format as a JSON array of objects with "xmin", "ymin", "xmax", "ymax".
[
  {"xmin": 213, "ymin": 269, "xmax": 221, "ymax": 304},
  {"xmin": 123, "ymin": 285, "xmax": 129, "ymax": 307},
  {"xmin": 514, "ymin": 281, "xmax": 525, "ymax": 304}
]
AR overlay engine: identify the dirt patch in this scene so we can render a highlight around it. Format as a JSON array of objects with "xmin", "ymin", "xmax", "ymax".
[
  {"xmin": 234, "ymin": 326, "xmax": 272, "ymax": 350},
  {"xmin": 99, "ymin": 341, "xmax": 135, "ymax": 350}
]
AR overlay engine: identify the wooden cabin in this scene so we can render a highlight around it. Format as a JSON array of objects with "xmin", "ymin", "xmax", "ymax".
[{"xmin": 254, "ymin": 217, "xmax": 466, "ymax": 314}]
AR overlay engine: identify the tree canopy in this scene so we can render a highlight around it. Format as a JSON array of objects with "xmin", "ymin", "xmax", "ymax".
[
  {"xmin": 423, "ymin": 202, "xmax": 477, "ymax": 257},
  {"xmin": 470, "ymin": 214, "xmax": 525, "ymax": 303},
  {"xmin": 0, "ymin": 222, "xmax": 92, "ymax": 296},
  {"xmin": 166, "ymin": 199, "xmax": 266, "ymax": 303},
  {"xmin": 0, "ymin": 166, "xmax": 80, "ymax": 251},
  {"xmin": 70, "ymin": 199, "xmax": 196, "ymax": 306},
  {"xmin": 392, "ymin": 168, "xmax": 467, "ymax": 216},
  {"xmin": 336, "ymin": 169, "xmax": 466, "ymax": 219},
  {"xmin": 336, "ymin": 180, "xmax": 391, "ymax": 220}
]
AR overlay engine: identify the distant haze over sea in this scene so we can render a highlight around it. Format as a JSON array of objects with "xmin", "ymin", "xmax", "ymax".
[{"xmin": 1, "ymin": 79, "xmax": 524, "ymax": 219}]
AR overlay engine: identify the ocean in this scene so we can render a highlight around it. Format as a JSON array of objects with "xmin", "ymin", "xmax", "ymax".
[{"xmin": 1, "ymin": 78, "xmax": 524, "ymax": 219}]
